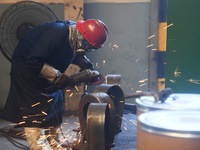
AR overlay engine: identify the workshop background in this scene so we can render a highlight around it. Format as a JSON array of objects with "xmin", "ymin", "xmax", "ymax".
[
  {"xmin": 0, "ymin": 0, "xmax": 200, "ymax": 113},
  {"xmin": 0, "ymin": 0, "xmax": 200, "ymax": 150}
]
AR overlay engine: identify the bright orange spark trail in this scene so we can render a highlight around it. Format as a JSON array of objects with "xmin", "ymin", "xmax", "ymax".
[
  {"xmin": 163, "ymin": 23, "xmax": 173, "ymax": 29},
  {"xmin": 31, "ymin": 102, "xmax": 40, "ymax": 107}
]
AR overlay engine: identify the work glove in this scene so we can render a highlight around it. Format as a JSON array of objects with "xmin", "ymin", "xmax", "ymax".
[
  {"xmin": 46, "ymin": 74, "xmax": 75, "ymax": 92},
  {"xmin": 53, "ymin": 74, "xmax": 76, "ymax": 89},
  {"xmin": 46, "ymin": 69, "xmax": 105, "ymax": 92},
  {"xmin": 72, "ymin": 51, "xmax": 94, "ymax": 71}
]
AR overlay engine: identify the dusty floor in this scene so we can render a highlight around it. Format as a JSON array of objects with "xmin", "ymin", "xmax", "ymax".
[{"xmin": 0, "ymin": 110, "xmax": 137, "ymax": 150}]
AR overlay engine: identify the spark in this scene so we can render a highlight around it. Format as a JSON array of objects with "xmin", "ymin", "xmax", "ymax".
[
  {"xmin": 147, "ymin": 44, "xmax": 153, "ymax": 48},
  {"xmin": 109, "ymin": 42, "xmax": 119, "ymax": 50},
  {"xmin": 163, "ymin": 23, "xmax": 174, "ymax": 29},
  {"xmin": 124, "ymin": 126, "xmax": 128, "ymax": 131},
  {"xmin": 140, "ymin": 83, "xmax": 147, "ymax": 87},
  {"xmin": 187, "ymin": 79, "xmax": 200, "ymax": 84},
  {"xmin": 74, "ymin": 122, "xmax": 80, "ymax": 126},
  {"xmin": 129, "ymin": 119, "xmax": 137, "ymax": 125},
  {"xmin": 148, "ymin": 34, "xmax": 155, "ymax": 39},
  {"xmin": 38, "ymin": 135, "xmax": 48, "ymax": 141},
  {"xmin": 95, "ymin": 63, "xmax": 99, "ymax": 68},
  {"xmin": 43, "ymin": 128, "xmax": 51, "ymax": 132},
  {"xmin": 27, "ymin": 114, "xmax": 44, "ymax": 117},
  {"xmin": 62, "ymin": 122, "xmax": 69, "ymax": 125},
  {"xmin": 16, "ymin": 131, "xmax": 26, "ymax": 138},
  {"xmin": 144, "ymin": 69, "xmax": 148, "ymax": 73},
  {"xmin": 47, "ymin": 98, "xmax": 53, "ymax": 103},
  {"xmin": 42, "ymin": 111, "xmax": 47, "ymax": 115},
  {"xmin": 69, "ymin": 93, "xmax": 73, "ymax": 97},
  {"xmin": 113, "ymin": 44, "xmax": 119, "ymax": 49},
  {"xmin": 74, "ymin": 86, "xmax": 79, "ymax": 91},
  {"xmin": 174, "ymin": 66, "xmax": 181, "ymax": 77},
  {"xmin": 152, "ymin": 48, "xmax": 157, "ymax": 51},
  {"xmin": 32, "ymin": 120, "xmax": 42, "ymax": 123},
  {"xmin": 19, "ymin": 121, "xmax": 25, "ymax": 125},
  {"xmin": 170, "ymin": 79, "xmax": 176, "ymax": 83},
  {"xmin": 31, "ymin": 102, "xmax": 40, "ymax": 107},
  {"xmin": 103, "ymin": 60, "xmax": 106, "ymax": 66},
  {"xmin": 139, "ymin": 78, "xmax": 148, "ymax": 83},
  {"xmin": 85, "ymin": 85, "xmax": 88, "ymax": 91},
  {"xmin": 136, "ymin": 90, "xmax": 143, "ymax": 93},
  {"xmin": 108, "ymin": 103, "xmax": 112, "ymax": 109},
  {"xmin": 65, "ymin": 89, "xmax": 71, "ymax": 92}
]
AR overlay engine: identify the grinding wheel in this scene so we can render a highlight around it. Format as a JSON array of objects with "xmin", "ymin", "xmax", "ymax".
[{"xmin": 0, "ymin": 1, "xmax": 58, "ymax": 61}]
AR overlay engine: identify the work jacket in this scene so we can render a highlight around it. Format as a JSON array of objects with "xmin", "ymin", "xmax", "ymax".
[{"xmin": 2, "ymin": 20, "xmax": 75, "ymax": 128}]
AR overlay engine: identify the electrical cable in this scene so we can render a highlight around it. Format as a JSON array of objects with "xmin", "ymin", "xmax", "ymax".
[{"xmin": 0, "ymin": 128, "xmax": 29, "ymax": 150}]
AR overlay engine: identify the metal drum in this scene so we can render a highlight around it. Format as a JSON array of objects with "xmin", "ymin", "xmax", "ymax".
[
  {"xmin": 137, "ymin": 110, "xmax": 200, "ymax": 150},
  {"xmin": 136, "ymin": 93, "xmax": 200, "ymax": 115}
]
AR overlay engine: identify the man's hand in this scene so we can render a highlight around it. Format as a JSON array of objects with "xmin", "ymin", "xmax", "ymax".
[
  {"xmin": 46, "ymin": 69, "xmax": 105, "ymax": 92},
  {"xmin": 53, "ymin": 74, "xmax": 75, "ymax": 89},
  {"xmin": 45, "ymin": 74, "xmax": 75, "ymax": 92}
]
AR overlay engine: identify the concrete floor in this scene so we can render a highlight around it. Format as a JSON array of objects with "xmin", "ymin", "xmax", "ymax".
[{"xmin": 0, "ymin": 111, "xmax": 137, "ymax": 150}]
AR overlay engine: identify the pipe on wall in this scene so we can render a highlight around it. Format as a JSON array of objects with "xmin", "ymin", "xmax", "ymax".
[{"xmin": 157, "ymin": 0, "xmax": 168, "ymax": 90}]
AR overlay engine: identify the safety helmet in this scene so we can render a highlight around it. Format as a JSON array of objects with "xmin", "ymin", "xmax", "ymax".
[{"xmin": 76, "ymin": 19, "xmax": 108, "ymax": 49}]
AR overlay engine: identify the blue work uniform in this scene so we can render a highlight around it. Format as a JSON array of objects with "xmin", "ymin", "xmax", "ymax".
[{"xmin": 2, "ymin": 20, "xmax": 75, "ymax": 128}]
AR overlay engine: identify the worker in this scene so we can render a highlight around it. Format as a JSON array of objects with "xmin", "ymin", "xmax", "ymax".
[{"xmin": 2, "ymin": 19, "xmax": 108, "ymax": 149}]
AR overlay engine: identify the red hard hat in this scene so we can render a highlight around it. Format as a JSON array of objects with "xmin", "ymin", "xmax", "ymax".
[{"xmin": 76, "ymin": 19, "xmax": 108, "ymax": 49}]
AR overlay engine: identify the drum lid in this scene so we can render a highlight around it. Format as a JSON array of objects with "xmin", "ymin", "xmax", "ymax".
[
  {"xmin": 136, "ymin": 93, "xmax": 200, "ymax": 111},
  {"xmin": 138, "ymin": 110, "xmax": 200, "ymax": 138}
]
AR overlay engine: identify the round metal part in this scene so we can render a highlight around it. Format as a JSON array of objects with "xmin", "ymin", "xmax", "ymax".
[
  {"xmin": 105, "ymin": 74, "xmax": 121, "ymax": 85},
  {"xmin": 87, "ymin": 103, "xmax": 110, "ymax": 150},
  {"xmin": 94, "ymin": 84, "xmax": 125, "ymax": 133},
  {"xmin": 78, "ymin": 92, "xmax": 115, "ymax": 147},
  {"xmin": 137, "ymin": 110, "xmax": 200, "ymax": 150},
  {"xmin": 0, "ymin": 1, "xmax": 58, "ymax": 61}
]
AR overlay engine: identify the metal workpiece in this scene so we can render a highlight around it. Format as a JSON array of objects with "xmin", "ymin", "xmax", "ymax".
[
  {"xmin": 105, "ymin": 74, "xmax": 121, "ymax": 85},
  {"xmin": 94, "ymin": 84, "xmax": 125, "ymax": 133},
  {"xmin": 78, "ymin": 92, "xmax": 115, "ymax": 148},
  {"xmin": 86, "ymin": 103, "xmax": 110, "ymax": 150}
]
